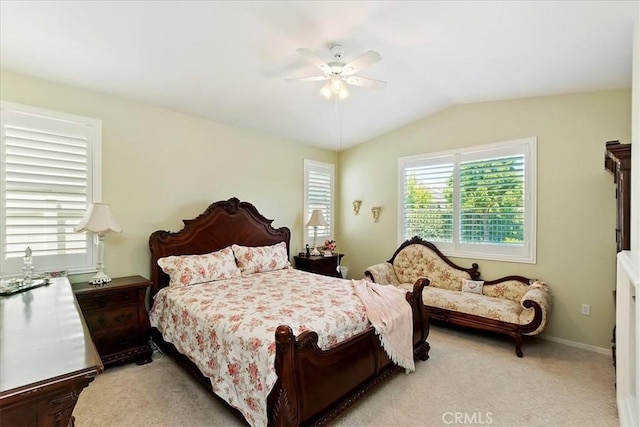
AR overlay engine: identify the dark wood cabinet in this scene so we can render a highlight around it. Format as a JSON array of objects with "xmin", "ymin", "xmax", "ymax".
[
  {"xmin": 73, "ymin": 275, "xmax": 153, "ymax": 367},
  {"xmin": 294, "ymin": 253, "xmax": 344, "ymax": 278},
  {"xmin": 604, "ymin": 140, "xmax": 632, "ymax": 252},
  {"xmin": 604, "ymin": 140, "xmax": 631, "ymax": 372},
  {"xmin": 0, "ymin": 278, "xmax": 102, "ymax": 427}
]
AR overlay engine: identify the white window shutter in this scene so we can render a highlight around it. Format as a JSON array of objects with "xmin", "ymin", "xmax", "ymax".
[
  {"xmin": 1, "ymin": 102, "xmax": 102, "ymax": 275},
  {"xmin": 303, "ymin": 160, "xmax": 334, "ymax": 249},
  {"xmin": 401, "ymin": 155, "xmax": 455, "ymax": 246},
  {"xmin": 399, "ymin": 137, "xmax": 536, "ymax": 263}
]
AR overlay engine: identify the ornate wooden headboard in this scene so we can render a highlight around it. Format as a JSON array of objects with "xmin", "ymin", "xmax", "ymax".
[{"xmin": 148, "ymin": 197, "xmax": 291, "ymax": 298}]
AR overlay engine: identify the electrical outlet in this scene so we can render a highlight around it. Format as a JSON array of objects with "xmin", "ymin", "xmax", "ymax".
[{"xmin": 581, "ymin": 304, "xmax": 591, "ymax": 316}]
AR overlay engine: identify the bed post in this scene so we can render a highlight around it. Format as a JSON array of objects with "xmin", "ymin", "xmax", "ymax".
[{"xmin": 270, "ymin": 325, "xmax": 302, "ymax": 426}]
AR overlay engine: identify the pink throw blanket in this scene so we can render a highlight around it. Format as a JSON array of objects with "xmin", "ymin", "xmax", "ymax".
[{"xmin": 352, "ymin": 280, "xmax": 415, "ymax": 372}]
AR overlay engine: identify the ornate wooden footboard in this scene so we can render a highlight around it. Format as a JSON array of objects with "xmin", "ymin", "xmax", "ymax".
[
  {"xmin": 269, "ymin": 279, "xmax": 429, "ymax": 426},
  {"xmin": 149, "ymin": 198, "xmax": 430, "ymax": 426}
]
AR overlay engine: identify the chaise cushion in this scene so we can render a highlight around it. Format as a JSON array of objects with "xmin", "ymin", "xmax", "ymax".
[
  {"xmin": 365, "ymin": 262, "xmax": 401, "ymax": 286},
  {"xmin": 393, "ymin": 244, "xmax": 471, "ymax": 291},
  {"xmin": 397, "ymin": 283, "xmax": 521, "ymax": 324},
  {"xmin": 482, "ymin": 279, "xmax": 530, "ymax": 303}
]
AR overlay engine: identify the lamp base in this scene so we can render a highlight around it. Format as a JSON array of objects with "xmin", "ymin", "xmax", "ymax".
[
  {"xmin": 310, "ymin": 247, "xmax": 321, "ymax": 256},
  {"xmin": 89, "ymin": 270, "xmax": 112, "ymax": 286}
]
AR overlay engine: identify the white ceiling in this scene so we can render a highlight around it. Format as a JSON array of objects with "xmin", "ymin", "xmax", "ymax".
[{"xmin": 0, "ymin": 1, "xmax": 637, "ymax": 150}]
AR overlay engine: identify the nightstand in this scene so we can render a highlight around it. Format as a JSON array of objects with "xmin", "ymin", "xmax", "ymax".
[
  {"xmin": 73, "ymin": 275, "xmax": 153, "ymax": 367},
  {"xmin": 294, "ymin": 253, "xmax": 344, "ymax": 278}
]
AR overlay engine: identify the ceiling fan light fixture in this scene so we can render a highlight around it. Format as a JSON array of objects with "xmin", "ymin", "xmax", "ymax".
[
  {"xmin": 291, "ymin": 44, "xmax": 382, "ymax": 100},
  {"xmin": 320, "ymin": 82, "xmax": 333, "ymax": 99},
  {"xmin": 320, "ymin": 80, "xmax": 349, "ymax": 100},
  {"xmin": 330, "ymin": 75, "xmax": 345, "ymax": 93},
  {"xmin": 320, "ymin": 76, "xmax": 349, "ymax": 99}
]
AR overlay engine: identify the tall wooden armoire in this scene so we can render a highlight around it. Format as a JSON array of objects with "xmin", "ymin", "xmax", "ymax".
[
  {"xmin": 604, "ymin": 140, "xmax": 632, "ymax": 252},
  {"xmin": 604, "ymin": 140, "xmax": 631, "ymax": 372}
]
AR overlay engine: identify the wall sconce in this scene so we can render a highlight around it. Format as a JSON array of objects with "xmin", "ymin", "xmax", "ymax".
[
  {"xmin": 352, "ymin": 200, "xmax": 362, "ymax": 215},
  {"xmin": 371, "ymin": 207, "xmax": 381, "ymax": 222}
]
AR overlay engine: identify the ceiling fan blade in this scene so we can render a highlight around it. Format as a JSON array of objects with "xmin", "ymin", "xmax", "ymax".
[
  {"xmin": 345, "ymin": 76, "xmax": 387, "ymax": 90},
  {"xmin": 342, "ymin": 50, "xmax": 381, "ymax": 75},
  {"xmin": 285, "ymin": 75, "xmax": 329, "ymax": 83},
  {"xmin": 296, "ymin": 48, "xmax": 331, "ymax": 72}
]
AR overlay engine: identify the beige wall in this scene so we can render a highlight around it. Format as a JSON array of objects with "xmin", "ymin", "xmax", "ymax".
[
  {"xmin": 338, "ymin": 89, "xmax": 631, "ymax": 349},
  {"xmin": 1, "ymin": 69, "xmax": 632, "ymax": 349},
  {"xmin": 0, "ymin": 69, "xmax": 336, "ymax": 282}
]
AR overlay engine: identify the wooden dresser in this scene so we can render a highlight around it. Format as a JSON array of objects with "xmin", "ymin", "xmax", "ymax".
[
  {"xmin": 73, "ymin": 275, "xmax": 153, "ymax": 367},
  {"xmin": 0, "ymin": 277, "xmax": 103, "ymax": 426}
]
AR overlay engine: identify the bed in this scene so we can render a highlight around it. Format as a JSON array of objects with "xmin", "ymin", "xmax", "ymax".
[{"xmin": 148, "ymin": 197, "xmax": 430, "ymax": 426}]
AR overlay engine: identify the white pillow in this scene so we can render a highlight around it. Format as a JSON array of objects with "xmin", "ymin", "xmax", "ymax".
[
  {"xmin": 232, "ymin": 242, "xmax": 290, "ymax": 275},
  {"xmin": 158, "ymin": 246, "xmax": 241, "ymax": 288},
  {"xmin": 461, "ymin": 279, "xmax": 484, "ymax": 294}
]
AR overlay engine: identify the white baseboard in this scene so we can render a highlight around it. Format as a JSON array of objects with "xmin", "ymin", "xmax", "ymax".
[
  {"xmin": 539, "ymin": 335, "xmax": 611, "ymax": 355},
  {"xmin": 617, "ymin": 396, "xmax": 639, "ymax": 427}
]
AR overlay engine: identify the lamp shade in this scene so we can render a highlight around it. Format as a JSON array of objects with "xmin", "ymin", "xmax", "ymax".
[
  {"xmin": 306, "ymin": 209, "xmax": 328, "ymax": 227},
  {"xmin": 74, "ymin": 203, "xmax": 122, "ymax": 234}
]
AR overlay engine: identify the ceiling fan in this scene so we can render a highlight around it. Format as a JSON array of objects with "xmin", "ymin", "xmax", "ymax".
[{"xmin": 286, "ymin": 44, "xmax": 387, "ymax": 99}]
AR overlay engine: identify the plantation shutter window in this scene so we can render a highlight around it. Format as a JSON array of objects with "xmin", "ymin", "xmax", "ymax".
[
  {"xmin": 458, "ymin": 146, "xmax": 526, "ymax": 248},
  {"xmin": 303, "ymin": 160, "xmax": 334, "ymax": 248},
  {"xmin": 0, "ymin": 102, "xmax": 102, "ymax": 275},
  {"xmin": 399, "ymin": 137, "xmax": 536, "ymax": 263},
  {"xmin": 401, "ymin": 155, "xmax": 455, "ymax": 246}
]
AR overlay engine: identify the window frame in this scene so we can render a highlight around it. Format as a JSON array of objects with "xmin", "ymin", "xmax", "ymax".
[
  {"xmin": 398, "ymin": 137, "xmax": 537, "ymax": 264},
  {"xmin": 0, "ymin": 101, "xmax": 102, "ymax": 276},
  {"xmin": 303, "ymin": 159, "xmax": 335, "ymax": 250}
]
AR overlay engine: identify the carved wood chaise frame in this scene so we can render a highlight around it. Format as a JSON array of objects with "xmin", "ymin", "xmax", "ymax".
[
  {"xmin": 149, "ymin": 198, "xmax": 430, "ymax": 426},
  {"xmin": 366, "ymin": 236, "xmax": 544, "ymax": 357}
]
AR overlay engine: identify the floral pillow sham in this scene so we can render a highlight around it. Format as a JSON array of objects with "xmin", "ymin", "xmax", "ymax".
[
  {"xmin": 157, "ymin": 246, "xmax": 241, "ymax": 288},
  {"xmin": 232, "ymin": 242, "xmax": 290, "ymax": 275}
]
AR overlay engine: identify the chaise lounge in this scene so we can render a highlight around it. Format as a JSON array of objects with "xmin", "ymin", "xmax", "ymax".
[{"xmin": 365, "ymin": 236, "xmax": 552, "ymax": 357}]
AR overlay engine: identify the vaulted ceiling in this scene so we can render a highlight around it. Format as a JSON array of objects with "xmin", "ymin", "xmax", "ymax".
[{"xmin": 1, "ymin": 1, "xmax": 637, "ymax": 150}]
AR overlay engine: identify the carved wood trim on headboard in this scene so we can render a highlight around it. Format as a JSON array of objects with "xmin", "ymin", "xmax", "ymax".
[{"xmin": 148, "ymin": 197, "xmax": 291, "ymax": 298}]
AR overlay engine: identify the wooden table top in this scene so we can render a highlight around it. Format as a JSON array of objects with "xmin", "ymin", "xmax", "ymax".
[{"xmin": 0, "ymin": 277, "xmax": 103, "ymax": 397}]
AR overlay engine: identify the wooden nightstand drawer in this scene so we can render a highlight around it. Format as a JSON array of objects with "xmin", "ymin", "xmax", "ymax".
[
  {"xmin": 76, "ymin": 288, "xmax": 139, "ymax": 311},
  {"xmin": 83, "ymin": 306, "xmax": 138, "ymax": 332},
  {"xmin": 92, "ymin": 326, "xmax": 145, "ymax": 355},
  {"xmin": 73, "ymin": 275, "xmax": 152, "ymax": 367}
]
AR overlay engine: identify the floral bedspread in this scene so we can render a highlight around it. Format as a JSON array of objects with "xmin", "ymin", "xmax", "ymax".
[{"xmin": 149, "ymin": 267, "xmax": 370, "ymax": 427}]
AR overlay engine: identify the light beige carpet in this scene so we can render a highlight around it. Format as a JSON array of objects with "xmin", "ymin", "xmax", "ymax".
[{"xmin": 74, "ymin": 326, "xmax": 618, "ymax": 427}]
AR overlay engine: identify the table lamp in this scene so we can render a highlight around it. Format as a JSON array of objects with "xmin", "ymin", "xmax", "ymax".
[
  {"xmin": 306, "ymin": 209, "xmax": 327, "ymax": 256},
  {"xmin": 74, "ymin": 203, "xmax": 122, "ymax": 285}
]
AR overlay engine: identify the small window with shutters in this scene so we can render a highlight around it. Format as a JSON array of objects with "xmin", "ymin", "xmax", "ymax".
[
  {"xmin": 0, "ymin": 101, "xmax": 102, "ymax": 276},
  {"xmin": 303, "ymin": 159, "xmax": 334, "ymax": 249},
  {"xmin": 398, "ymin": 137, "xmax": 536, "ymax": 263}
]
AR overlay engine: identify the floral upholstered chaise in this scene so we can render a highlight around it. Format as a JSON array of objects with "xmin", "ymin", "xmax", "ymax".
[{"xmin": 365, "ymin": 237, "xmax": 551, "ymax": 357}]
